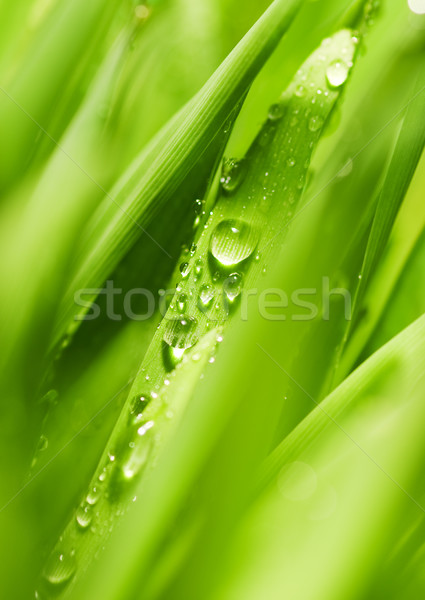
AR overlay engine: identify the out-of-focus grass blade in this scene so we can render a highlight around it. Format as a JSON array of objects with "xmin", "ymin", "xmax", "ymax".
[
  {"xmin": 352, "ymin": 153, "xmax": 425, "ymax": 360},
  {"xmin": 262, "ymin": 312, "xmax": 425, "ymax": 485},
  {"xmin": 223, "ymin": 318, "xmax": 425, "ymax": 600},
  {"xmin": 0, "ymin": 30, "xmax": 135, "ymax": 600},
  {"xmin": 53, "ymin": 0, "xmax": 306, "ymax": 345},
  {"xmin": 0, "ymin": 0, "xmax": 119, "ymax": 192},
  {"xmin": 335, "ymin": 60, "xmax": 425, "ymax": 381}
]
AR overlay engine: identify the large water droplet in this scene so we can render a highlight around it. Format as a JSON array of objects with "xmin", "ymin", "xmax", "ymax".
[
  {"xmin": 194, "ymin": 259, "xmax": 203, "ymax": 279},
  {"xmin": 268, "ymin": 103, "xmax": 285, "ymax": 122},
  {"xmin": 223, "ymin": 273, "xmax": 243, "ymax": 303},
  {"xmin": 220, "ymin": 158, "xmax": 247, "ymax": 195},
  {"xmin": 163, "ymin": 316, "xmax": 198, "ymax": 351},
  {"xmin": 210, "ymin": 219, "xmax": 258, "ymax": 268},
  {"xmin": 86, "ymin": 486, "xmax": 100, "ymax": 506},
  {"xmin": 43, "ymin": 550, "xmax": 76, "ymax": 586},
  {"xmin": 121, "ymin": 421, "xmax": 155, "ymax": 481},
  {"xmin": 308, "ymin": 116, "xmax": 324, "ymax": 132},
  {"xmin": 326, "ymin": 59, "xmax": 349, "ymax": 88},
  {"xmin": 177, "ymin": 293, "xmax": 187, "ymax": 313},
  {"xmin": 198, "ymin": 285, "xmax": 214, "ymax": 310},
  {"xmin": 220, "ymin": 158, "xmax": 247, "ymax": 196},
  {"xmin": 295, "ymin": 85, "xmax": 306, "ymax": 98},
  {"xmin": 179, "ymin": 262, "xmax": 191, "ymax": 278},
  {"xmin": 76, "ymin": 503, "xmax": 92, "ymax": 529}
]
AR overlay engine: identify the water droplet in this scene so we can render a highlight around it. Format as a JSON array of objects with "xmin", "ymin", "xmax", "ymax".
[
  {"xmin": 177, "ymin": 293, "xmax": 187, "ymax": 313},
  {"xmin": 137, "ymin": 420, "xmax": 155, "ymax": 437},
  {"xmin": 135, "ymin": 5, "xmax": 150, "ymax": 20},
  {"xmin": 308, "ymin": 116, "xmax": 324, "ymax": 132},
  {"xmin": 43, "ymin": 550, "xmax": 76, "ymax": 586},
  {"xmin": 337, "ymin": 158, "xmax": 353, "ymax": 178},
  {"xmin": 268, "ymin": 103, "xmax": 285, "ymax": 121},
  {"xmin": 198, "ymin": 284, "xmax": 214, "ymax": 309},
  {"xmin": 287, "ymin": 157, "xmax": 296, "ymax": 168},
  {"xmin": 190, "ymin": 243, "xmax": 197, "ymax": 255},
  {"xmin": 179, "ymin": 262, "xmax": 191, "ymax": 278},
  {"xmin": 295, "ymin": 85, "xmax": 306, "ymax": 97},
  {"xmin": 194, "ymin": 259, "xmax": 203, "ymax": 279},
  {"xmin": 220, "ymin": 158, "xmax": 247, "ymax": 195},
  {"xmin": 210, "ymin": 219, "xmax": 258, "ymax": 268},
  {"xmin": 223, "ymin": 273, "xmax": 243, "ymax": 302},
  {"xmin": 163, "ymin": 316, "xmax": 199, "ymax": 351},
  {"xmin": 194, "ymin": 198, "xmax": 204, "ymax": 215},
  {"xmin": 120, "ymin": 421, "xmax": 155, "ymax": 482},
  {"xmin": 326, "ymin": 59, "xmax": 349, "ymax": 88},
  {"xmin": 37, "ymin": 435, "xmax": 48, "ymax": 452},
  {"xmin": 76, "ymin": 503, "xmax": 92, "ymax": 529},
  {"xmin": 86, "ymin": 486, "xmax": 100, "ymax": 506}
]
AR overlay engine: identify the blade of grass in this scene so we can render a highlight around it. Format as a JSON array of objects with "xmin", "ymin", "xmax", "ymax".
[
  {"xmin": 0, "ymin": 0, "xmax": 120, "ymax": 192},
  {"xmin": 53, "ymin": 0, "xmax": 306, "ymax": 347},
  {"xmin": 334, "ymin": 59, "xmax": 425, "ymax": 383},
  {"xmin": 61, "ymin": 28, "xmax": 359, "ymax": 600}
]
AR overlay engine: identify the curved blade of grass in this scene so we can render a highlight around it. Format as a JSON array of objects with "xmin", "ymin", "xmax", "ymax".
[
  {"xmin": 0, "ymin": 0, "xmax": 120, "ymax": 193},
  {"xmin": 224, "ymin": 316, "xmax": 425, "ymax": 600},
  {"xmin": 0, "ymin": 33, "xmax": 136, "ymax": 593},
  {"xmin": 334, "ymin": 59, "xmax": 425, "ymax": 382},
  {"xmin": 261, "ymin": 311, "xmax": 425, "ymax": 486},
  {"xmin": 57, "ymin": 29, "xmax": 359, "ymax": 600},
  {"xmin": 53, "ymin": 0, "xmax": 306, "ymax": 346}
]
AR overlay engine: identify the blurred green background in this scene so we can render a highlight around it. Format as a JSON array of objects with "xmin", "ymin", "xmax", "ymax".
[{"xmin": 0, "ymin": 0, "xmax": 425, "ymax": 598}]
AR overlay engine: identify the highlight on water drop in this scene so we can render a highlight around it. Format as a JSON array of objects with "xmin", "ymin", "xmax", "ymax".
[
  {"xmin": 408, "ymin": 0, "xmax": 425, "ymax": 13},
  {"xmin": 308, "ymin": 115, "xmax": 324, "ymax": 132},
  {"xmin": 42, "ymin": 549, "xmax": 77, "ymax": 587},
  {"xmin": 209, "ymin": 219, "xmax": 258, "ymax": 268},
  {"xmin": 326, "ymin": 59, "xmax": 349, "ymax": 88},
  {"xmin": 223, "ymin": 272, "xmax": 243, "ymax": 303},
  {"xmin": 76, "ymin": 502, "xmax": 92, "ymax": 530},
  {"xmin": 220, "ymin": 158, "xmax": 247, "ymax": 195}
]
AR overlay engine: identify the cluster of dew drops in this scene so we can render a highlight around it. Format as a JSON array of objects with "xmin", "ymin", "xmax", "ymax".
[
  {"xmin": 37, "ymin": 32, "xmax": 362, "ymax": 598},
  {"xmin": 39, "ymin": 194, "xmax": 258, "ymax": 596}
]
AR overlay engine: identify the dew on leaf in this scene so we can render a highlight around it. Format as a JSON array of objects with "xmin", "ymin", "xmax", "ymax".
[
  {"xmin": 308, "ymin": 115, "xmax": 324, "ymax": 132},
  {"xmin": 268, "ymin": 102, "xmax": 285, "ymax": 122},
  {"xmin": 163, "ymin": 316, "xmax": 198, "ymax": 350},
  {"xmin": 223, "ymin": 273, "xmax": 243, "ymax": 302},
  {"xmin": 43, "ymin": 550, "xmax": 76, "ymax": 586},
  {"xmin": 76, "ymin": 503, "xmax": 92, "ymax": 530},
  {"xmin": 210, "ymin": 219, "xmax": 258, "ymax": 268},
  {"xmin": 198, "ymin": 284, "xmax": 214, "ymax": 309},
  {"xmin": 220, "ymin": 158, "xmax": 247, "ymax": 195},
  {"xmin": 326, "ymin": 59, "xmax": 349, "ymax": 88},
  {"xmin": 179, "ymin": 262, "xmax": 191, "ymax": 278}
]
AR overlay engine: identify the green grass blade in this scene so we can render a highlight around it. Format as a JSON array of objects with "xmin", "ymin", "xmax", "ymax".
[
  {"xmin": 0, "ymin": 0, "xmax": 119, "ymax": 192},
  {"xmin": 53, "ymin": 0, "xmax": 306, "ymax": 346},
  {"xmin": 335, "ymin": 59, "xmax": 425, "ymax": 381},
  {"xmin": 225, "ymin": 316, "xmax": 425, "ymax": 600},
  {"xmin": 55, "ymin": 29, "xmax": 358, "ymax": 600}
]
